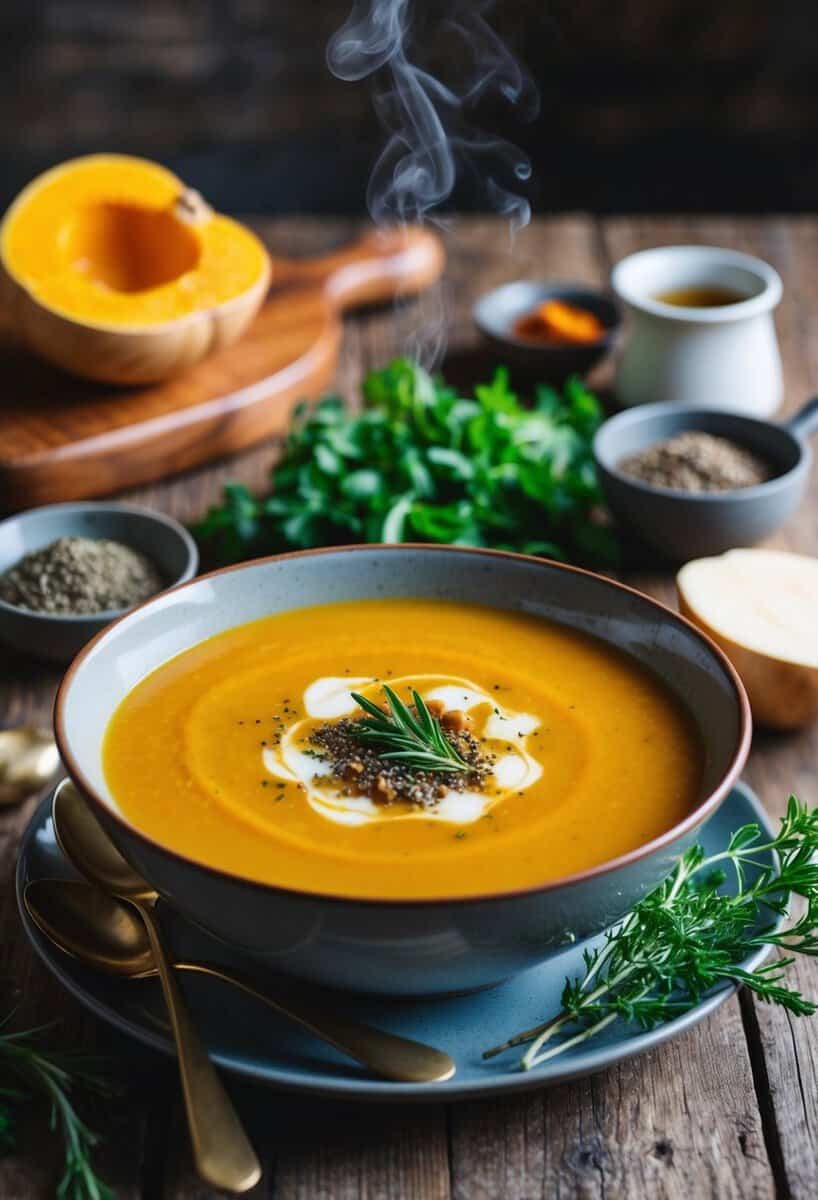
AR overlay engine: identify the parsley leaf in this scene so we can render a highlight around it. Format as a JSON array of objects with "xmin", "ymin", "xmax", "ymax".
[{"xmin": 193, "ymin": 359, "xmax": 618, "ymax": 568}]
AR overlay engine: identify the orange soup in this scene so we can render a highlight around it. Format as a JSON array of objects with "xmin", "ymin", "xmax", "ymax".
[{"xmin": 103, "ymin": 599, "xmax": 702, "ymax": 899}]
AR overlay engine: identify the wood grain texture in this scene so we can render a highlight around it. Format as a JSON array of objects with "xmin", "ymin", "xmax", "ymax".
[
  {"xmin": 0, "ymin": 226, "xmax": 444, "ymax": 509},
  {"xmin": 730, "ymin": 217, "xmax": 818, "ymax": 1200},
  {"xmin": 164, "ymin": 1097, "xmax": 451, "ymax": 1200},
  {"xmin": 1, "ymin": 215, "xmax": 816, "ymax": 1198},
  {"xmin": 450, "ymin": 1023, "xmax": 773, "ymax": 1200}
]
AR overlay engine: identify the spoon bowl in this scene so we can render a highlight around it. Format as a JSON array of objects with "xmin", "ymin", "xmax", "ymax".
[
  {"xmin": 24, "ymin": 877, "xmax": 456, "ymax": 1084},
  {"xmin": 25, "ymin": 879, "xmax": 154, "ymax": 975},
  {"xmin": 51, "ymin": 778, "xmax": 262, "ymax": 1194},
  {"xmin": 53, "ymin": 777, "xmax": 149, "ymax": 898},
  {"xmin": 0, "ymin": 726, "xmax": 60, "ymax": 806}
]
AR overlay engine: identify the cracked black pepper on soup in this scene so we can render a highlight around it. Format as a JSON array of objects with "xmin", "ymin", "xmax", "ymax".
[
  {"xmin": 309, "ymin": 699, "xmax": 494, "ymax": 809},
  {"xmin": 620, "ymin": 432, "xmax": 771, "ymax": 493},
  {"xmin": 0, "ymin": 536, "xmax": 164, "ymax": 614}
]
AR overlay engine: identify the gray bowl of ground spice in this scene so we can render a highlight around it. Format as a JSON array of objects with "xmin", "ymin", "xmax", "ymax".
[
  {"xmin": 0, "ymin": 502, "xmax": 198, "ymax": 664},
  {"xmin": 593, "ymin": 398, "xmax": 818, "ymax": 562}
]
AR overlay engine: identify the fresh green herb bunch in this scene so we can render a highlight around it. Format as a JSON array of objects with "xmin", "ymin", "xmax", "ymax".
[
  {"xmin": 351, "ymin": 685, "xmax": 470, "ymax": 773},
  {"xmin": 485, "ymin": 796, "xmax": 818, "ymax": 1070},
  {"xmin": 0, "ymin": 1016, "xmax": 114, "ymax": 1199},
  {"xmin": 192, "ymin": 358, "xmax": 617, "ymax": 567}
]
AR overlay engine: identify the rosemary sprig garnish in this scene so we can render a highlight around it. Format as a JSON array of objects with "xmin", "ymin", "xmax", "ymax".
[
  {"xmin": 484, "ymin": 795, "xmax": 818, "ymax": 1070},
  {"xmin": 0, "ymin": 1015, "xmax": 115, "ymax": 1199},
  {"xmin": 350, "ymin": 685, "xmax": 471, "ymax": 774}
]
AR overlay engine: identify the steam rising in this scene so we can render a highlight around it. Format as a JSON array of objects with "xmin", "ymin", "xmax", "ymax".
[{"xmin": 328, "ymin": 0, "xmax": 537, "ymax": 232}]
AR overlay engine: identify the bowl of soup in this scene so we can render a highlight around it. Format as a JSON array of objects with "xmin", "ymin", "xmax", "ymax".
[{"xmin": 55, "ymin": 545, "xmax": 750, "ymax": 995}]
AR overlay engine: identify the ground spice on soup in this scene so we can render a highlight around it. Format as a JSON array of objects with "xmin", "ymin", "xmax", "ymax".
[
  {"xmin": 309, "ymin": 711, "xmax": 493, "ymax": 809},
  {"xmin": 0, "ymin": 536, "xmax": 164, "ymax": 614},
  {"xmin": 620, "ymin": 432, "xmax": 771, "ymax": 493}
]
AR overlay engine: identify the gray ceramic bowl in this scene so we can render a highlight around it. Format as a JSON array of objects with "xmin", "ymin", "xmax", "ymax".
[
  {"xmin": 55, "ymin": 545, "xmax": 749, "ymax": 996},
  {"xmin": 594, "ymin": 398, "xmax": 818, "ymax": 562},
  {"xmin": 473, "ymin": 281, "xmax": 621, "ymax": 378},
  {"xmin": 0, "ymin": 502, "xmax": 198, "ymax": 664}
]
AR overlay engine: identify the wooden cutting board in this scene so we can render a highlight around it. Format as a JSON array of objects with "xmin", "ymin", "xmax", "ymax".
[{"xmin": 0, "ymin": 227, "xmax": 445, "ymax": 510}]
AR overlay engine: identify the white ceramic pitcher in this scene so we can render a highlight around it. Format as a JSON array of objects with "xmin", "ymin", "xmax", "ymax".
[{"xmin": 611, "ymin": 245, "xmax": 783, "ymax": 417}]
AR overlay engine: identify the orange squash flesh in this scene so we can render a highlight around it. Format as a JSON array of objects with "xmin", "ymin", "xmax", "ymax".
[{"xmin": 0, "ymin": 155, "xmax": 271, "ymax": 383}]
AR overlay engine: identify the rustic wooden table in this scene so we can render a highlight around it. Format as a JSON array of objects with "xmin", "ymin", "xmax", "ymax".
[{"xmin": 2, "ymin": 216, "xmax": 816, "ymax": 1199}]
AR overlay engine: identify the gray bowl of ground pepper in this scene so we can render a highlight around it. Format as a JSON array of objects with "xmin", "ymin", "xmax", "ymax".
[
  {"xmin": 593, "ymin": 398, "xmax": 818, "ymax": 562},
  {"xmin": 0, "ymin": 502, "xmax": 198, "ymax": 664}
]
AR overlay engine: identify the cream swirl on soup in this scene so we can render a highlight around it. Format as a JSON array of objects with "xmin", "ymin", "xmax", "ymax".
[{"xmin": 261, "ymin": 674, "xmax": 543, "ymax": 827}]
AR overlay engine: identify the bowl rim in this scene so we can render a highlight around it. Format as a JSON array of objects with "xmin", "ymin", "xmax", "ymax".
[
  {"xmin": 473, "ymin": 280, "xmax": 622, "ymax": 353},
  {"xmin": 54, "ymin": 543, "xmax": 752, "ymax": 908},
  {"xmin": 593, "ymin": 402, "xmax": 809, "ymax": 503},
  {"xmin": 610, "ymin": 245, "xmax": 783, "ymax": 323},
  {"xmin": 0, "ymin": 500, "xmax": 199, "ymax": 623}
]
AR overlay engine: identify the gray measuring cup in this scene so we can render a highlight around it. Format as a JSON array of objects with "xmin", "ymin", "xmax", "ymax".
[{"xmin": 593, "ymin": 397, "xmax": 818, "ymax": 562}]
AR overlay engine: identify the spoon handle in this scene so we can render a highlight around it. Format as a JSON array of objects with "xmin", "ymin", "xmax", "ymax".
[
  {"xmin": 134, "ymin": 903, "xmax": 261, "ymax": 1193},
  {"xmin": 176, "ymin": 961, "xmax": 455, "ymax": 1084},
  {"xmin": 786, "ymin": 395, "xmax": 818, "ymax": 440}
]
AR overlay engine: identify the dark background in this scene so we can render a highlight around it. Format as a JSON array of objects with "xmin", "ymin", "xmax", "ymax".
[{"xmin": 2, "ymin": 0, "xmax": 817, "ymax": 215}]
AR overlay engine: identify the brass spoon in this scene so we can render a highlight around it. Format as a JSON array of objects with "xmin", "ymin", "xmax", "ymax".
[
  {"xmin": 0, "ymin": 727, "xmax": 60, "ymax": 806},
  {"xmin": 51, "ymin": 779, "xmax": 261, "ymax": 1194},
  {"xmin": 24, "ymin": 878, "xmax": 456, "ymax": 1085}
]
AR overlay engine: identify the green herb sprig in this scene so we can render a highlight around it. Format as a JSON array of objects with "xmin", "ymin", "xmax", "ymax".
[
  {"xmin": 484, "ymin": 796, "xmax": 818, "ymax": 1070},
  {"xmin": 350, "ymin": 685, "xmax": 471, "ymax": 774},
  {"xmin": 192, "ymin": 359, "xmax": 618, "ymax": 568},
  {"xmin": 0, "ymin": 1016, "xmax": 115, "ymax": 1199}
]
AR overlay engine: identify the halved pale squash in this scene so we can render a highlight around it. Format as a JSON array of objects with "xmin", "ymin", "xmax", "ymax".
[
  {"xmin": 677, "ymin": 549, "xmax": 818, "ymax": 729},
  {"xmin": 0, "ymin": 155, "xmax": 271, "ymax": 384}
]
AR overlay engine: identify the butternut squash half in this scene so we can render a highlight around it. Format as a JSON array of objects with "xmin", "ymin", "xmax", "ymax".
[{"xmin": 0, "ymin": 155, "xmax": 271, "ymax": 384}]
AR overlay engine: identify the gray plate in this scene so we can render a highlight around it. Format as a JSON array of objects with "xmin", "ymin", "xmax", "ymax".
[{"xmin": 16, "ymin": 782, "xmax": 777, "ymax": 1101}]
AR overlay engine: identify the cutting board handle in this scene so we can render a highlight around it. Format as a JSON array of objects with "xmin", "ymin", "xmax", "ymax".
[{"xmin": 279, "ymin": 227, "xmax": 446, "ymax": 310}]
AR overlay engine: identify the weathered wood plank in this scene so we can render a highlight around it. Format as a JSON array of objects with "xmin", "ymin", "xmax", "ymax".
[
  {"xmin": 162, "ymin": 1094, "xmax": 451, "ymax": 1199},
  {"xmin": 450, "ymin": 1020, "xmax": 772, "ymax": 1200},
  {"xmin": 735, "ymin": 217, "xmax": 818, "ymax": 1200},
  {"xmin": 273, "ymin": 1101, "xmax": 451, "ymax": 1200}
]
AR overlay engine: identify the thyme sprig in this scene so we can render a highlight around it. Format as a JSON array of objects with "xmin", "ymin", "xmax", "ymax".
[
  {"xmin": 0, "ymin": 1015, "xmax": 115, "ymax": 1199},
  {"xmin": 485, "ymin": 795, "xmax": 818, "ymax": 1070},
  {"xmin": 350, "ymin": 685, "xmax": 471, "ymax": 774}
]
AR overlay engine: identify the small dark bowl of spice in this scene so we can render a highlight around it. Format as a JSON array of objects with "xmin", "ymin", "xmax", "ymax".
[
  {"xmin": 474, "ymin": 281, "xmax": 621, "ymax": 380},
  {"xmin": 593, "ymin": 397, "xmax": 818, "ymax": 562},
  {"xmin": 0, "ymin": 502, "xmax": 198, "ymax": 663}
]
